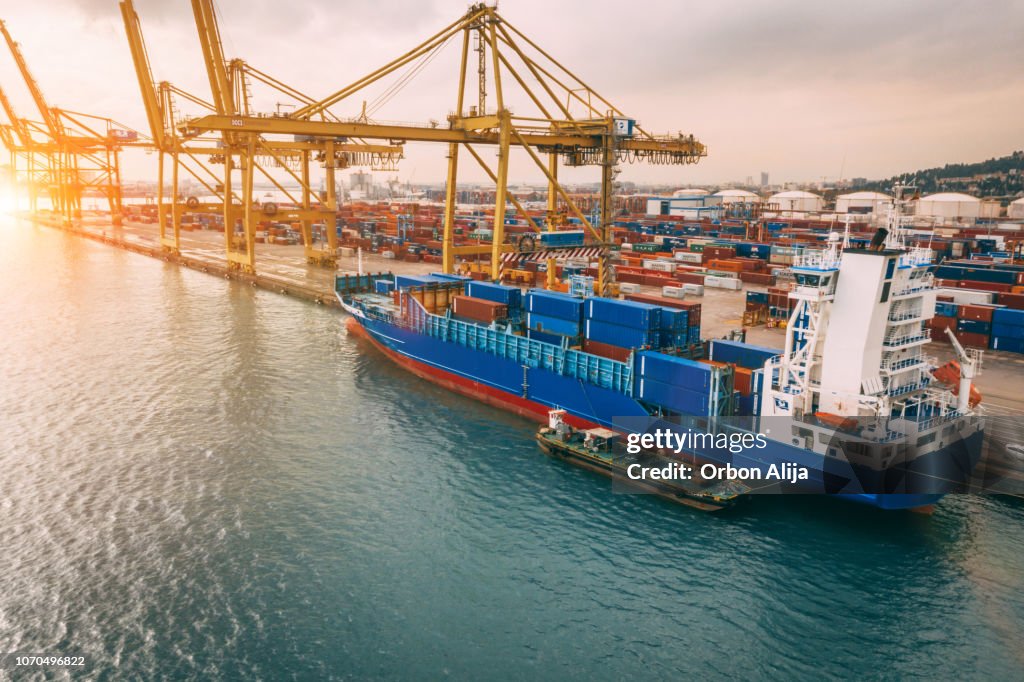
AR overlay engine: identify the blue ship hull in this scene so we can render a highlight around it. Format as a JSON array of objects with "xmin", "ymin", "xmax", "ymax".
[{"xmin": 349, "ymin": 310, "xmax": 982, "ymax": 510}]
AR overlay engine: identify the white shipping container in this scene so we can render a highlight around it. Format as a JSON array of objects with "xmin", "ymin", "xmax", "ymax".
[
  {"xmin": 648, "ymin": 260, "xmax": 676, "ymax": 273},
  {"xmin": 662, "ymin": 286, "xmax": 686, "ymax": 299},
  {"xmin": 619, "ymin": 282, "xmax": 642, "ymax": 294},
  {"xmin": 934, "ymin": 288, "xmax": 996, "ymax": 306},
  {"xmin": 674, "ymin": 251, "xmax": 703, "ymax": 264},
  {"xmin": 339, "ymin": 247, "xmax": 356, "ymax": 257},
  {"xmin": 681, "ymin": 284, "xmax": 705, "ymax": 296},
  {"xmin": 705, "ymin": 276, "xmax": 742, "ymax": 290}
]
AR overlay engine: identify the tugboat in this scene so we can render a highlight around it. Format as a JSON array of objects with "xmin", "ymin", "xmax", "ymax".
[{"xmin": 536, "ymin": 409, "xmax": 748, "ymax": 512}]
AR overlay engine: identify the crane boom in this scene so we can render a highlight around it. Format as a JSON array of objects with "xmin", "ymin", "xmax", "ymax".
[
  {"xmin": 119, "ymin": 0, "xmax": 166, "ymax": 149},
  {"xmin": 0, "ymin": 20, "xmax": 60, "ymax": 140},
  {"xmin": 0, "ymin": 84, "xmax": 32, "ymax": 146},
  {"xmin": 190, "ymin": 0, "xmax": 235, "ymax": 117}
]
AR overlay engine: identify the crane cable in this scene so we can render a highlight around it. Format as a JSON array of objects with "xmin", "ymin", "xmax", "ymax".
[{"xmin": 365, "ymin": 33, "xmax": 454, "ymax": 118}]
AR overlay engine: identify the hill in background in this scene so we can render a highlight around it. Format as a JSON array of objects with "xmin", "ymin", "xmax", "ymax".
[{"xmin": 855, "ymin": 151, "xmax": 1023, "ymax": 198}]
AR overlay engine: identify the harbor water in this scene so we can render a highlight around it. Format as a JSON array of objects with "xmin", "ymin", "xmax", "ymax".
[{"xmin": 1, "ymin": 217, "xmax": 1023, "ymax": 680}]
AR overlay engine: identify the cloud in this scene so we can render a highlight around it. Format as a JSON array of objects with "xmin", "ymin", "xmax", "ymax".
[{"xmin": 1, "ymin": 0, "xmax": 1021, "ymax": 184}]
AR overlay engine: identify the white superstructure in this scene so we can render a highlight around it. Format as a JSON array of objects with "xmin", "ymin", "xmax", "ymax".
[{"xmin": 760, "ymin": 187, "xmax": 983, "ymax": 469}]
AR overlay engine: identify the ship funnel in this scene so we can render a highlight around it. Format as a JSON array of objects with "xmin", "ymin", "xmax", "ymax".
[{"xmin": 869, "ymin": 228, "xmax": 889, "ymax": 251}]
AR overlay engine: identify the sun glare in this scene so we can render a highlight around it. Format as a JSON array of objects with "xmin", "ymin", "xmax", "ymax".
[{"xmin": 0, "ymin": 182, "xmax": 16, "ymax": 215}]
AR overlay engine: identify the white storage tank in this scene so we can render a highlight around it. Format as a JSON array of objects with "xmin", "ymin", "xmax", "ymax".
[
  {"xmin": 915, "ymin": 192, "xmax": 982, "ymax": 219},
  {"xmin": 712, "ymin": 189, "xmax": 761, "ymax": 204},
  {"xmin": 835, "ymin": 191, "xmax": 891, "ymax": 214},
  {"xmin": 1009, "ymin": 197, "xmax": 1024, "ymax": 220},
  {"xmin": 768, "ymin": 190, "xmax": 823, "ymax": 212}
]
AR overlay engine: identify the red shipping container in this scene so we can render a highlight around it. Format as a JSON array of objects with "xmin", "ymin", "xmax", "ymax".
[
  {"xmin": 452, "ymin": 295, "xmax": 507, "ymax": 323},
  {"xmin": 956, "ymin": 304, "xmax": 994, "ymax": 322},
  {"xmin": 582, "ymin": 338, "xmax": 632, "ymax": 362},
  {"xmin": 644, "ymin": 275, "xmax": 674, "ymax": 287},
  {"xmin": 677, "ymin": 301, "xmax": 702, "ymax": 326},
  {"xmin": 954, "ymin": 331, "xmax": 989, "ymax": 349},
  {"xmin": 957, "ymin": 280, "xmax": 1012, "ymax": 293},
  {"xmin": 675, "ymin": 272, "xmax": 706, "ymax": 285},
  {"xmin": 739, "ymin": 272, "xmax": 775, "ymax": 285},
  {"xmin": 997, "ymin": 292, "xmax": 1024, "ymax": 310},
  {"xmin": 624, "ymin": 293, "xmax": 695, "ymax": 311},
  {"xmin": 929, "ymin": 327, "xmax": 948, "ymax": 343},
  {"xmin": 733, "ymin": 367, "xmax": 752, "ymax": 396},
  {"xmin": 927, "ymin": 315, "xmax": 957, "ymax": 330}
]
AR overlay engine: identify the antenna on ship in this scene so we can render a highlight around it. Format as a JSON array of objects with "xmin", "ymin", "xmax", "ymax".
[{"xmin": 884, "ymin": 182, "xmax": 916, "ymax": 251}]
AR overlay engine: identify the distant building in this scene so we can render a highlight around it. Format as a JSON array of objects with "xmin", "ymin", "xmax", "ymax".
[
  {"xmin": 646, "ymin": 192, "xmax": 722, "ymax": 219},
  {"xmin": 760, "ymin": 172, "xmax": 769, "ymax": 187},
  {"xmin": 349, "ymin": 171, "xmax": 373, "ymax": 191}
]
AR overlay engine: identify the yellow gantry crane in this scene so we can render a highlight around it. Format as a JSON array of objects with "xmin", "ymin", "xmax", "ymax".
[
  {"xmin": 121, "ymin": 0, "xmax": 404, "ymax": 272},
  {"xmin": 183, "ymin": 3, "xmax": 706, "ymax": 293},
  {"xmin": 0, "ymin": 19, "xmax": 139, "ymax": 227},
  {"xmin": 0, "ymin": 83, "xmax": 58, "ymax": 212},
  {"xmin": 188, "ymin": 0, "xmax": 404, "ymax": 273}
]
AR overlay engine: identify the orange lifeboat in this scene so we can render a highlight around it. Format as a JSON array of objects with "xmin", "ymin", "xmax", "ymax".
[{"xmin": 930, "ymin": 360, "xmax": 982, "ymax": 407}]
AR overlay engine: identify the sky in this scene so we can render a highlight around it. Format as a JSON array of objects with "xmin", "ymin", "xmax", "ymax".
[{"xmin": 0, "ymin": 0, "xmax": 1022, "ymax": 188}]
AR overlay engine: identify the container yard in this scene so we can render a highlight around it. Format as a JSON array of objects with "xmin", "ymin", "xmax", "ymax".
[{"xmin": 1, "ymin": 1, "xmax": 1023, "ymax": 681}]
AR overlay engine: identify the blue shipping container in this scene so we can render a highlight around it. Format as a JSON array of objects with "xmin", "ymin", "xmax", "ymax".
[
  {"xmin": 735, "ymin": 394, "xmax": 757, "ymax": 417},
  {"xmin": 957, "ymin": 319, "xmax": 992, "ymax": 334},
  {"xmin": 746, "ymin": 291, "xmax": 769, "ymax": 305},
  {"xmin": 394, "ymin": 274, "xmax": 441, "ymax": 289},
  {"xmin": 528, "ymin": 312, "xmax": 582, "ymax": 337},
  {"xmin": 430, "ymin": 273, "xmax": 472, "ymax": 282},
  {"xmin": 708, "ymin": 339, "xmax": 778, "ymax": 370},
  {"xmin": 688, "ymin": 326, "xmax": 701, "ymax": 345},
  {"xmin": 993, "ymin": 308, "xmax": 1024, "ymax": 327},
  {"xmin": 526, "ymin": 290, "xmax": 584, "ymax": 321},
  {"xmin": 527, "ymin": 329, "xmax": 575, "ymax": 347},
  {"xmin": 468, "ymin": 281, "xmax": 523, "ymax": 309},
  {"xmin": 586, "ymin": 297, "xmax": 662, "ymax": 330},
  {"xmin": 992, "ymin": 322, "xmax": 1024, "ymax": 339},
  {"xmin": 991, "ymin": 336, "xmax": 1024, "ymax": 354},
  {"xmin": 374, "ymin": 279, "xmax": 394, "ymax": 294},
  {"xmin": 935, "ymin": 266, "xmax": 1016, "ymax": 285},
  {"xmin": 636, "ymin": 377, "xmax": 710, "ymax": 416},
  {"xmin": 585, "ymin": 318, "xmax": 654, "ymax": 348},
  {"xmin": 538, "ymin": 230, "xmax": 586, "ymax": 247},
  {"xmin": 636, "ymin": 351, "xmax": 712, "ymax": 390},
  {"xmin": 659, "ymin": 309, "xmax": 689, "ymax": 331},
  {"xmin": 934, "ymin": 302, "xmax": 959, "ymax": 317}
]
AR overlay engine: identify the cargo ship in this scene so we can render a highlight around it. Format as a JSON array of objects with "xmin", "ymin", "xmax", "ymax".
[{"xmin": 336, "ymin": 192, "xmax": 985, "ymax": 511}]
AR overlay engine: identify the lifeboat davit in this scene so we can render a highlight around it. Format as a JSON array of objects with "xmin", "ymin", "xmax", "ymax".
[{"xmin": 930, "ymin": 360, "xmax": 982, "ymax": 407}]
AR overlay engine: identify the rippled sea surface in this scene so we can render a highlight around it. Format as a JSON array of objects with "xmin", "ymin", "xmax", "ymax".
[{"xmin": 1, "ymin": 218, "xmax": 1023, "ymax": 681}]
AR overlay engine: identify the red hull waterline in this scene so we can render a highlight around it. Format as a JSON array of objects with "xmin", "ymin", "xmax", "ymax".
[{"xmin": 345, "ymin": 317, "xmax": 600, "ymax": 431}]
